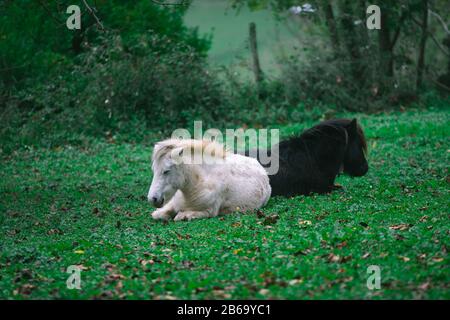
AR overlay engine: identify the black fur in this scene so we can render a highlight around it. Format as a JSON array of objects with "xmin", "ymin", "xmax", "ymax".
[{"xmin": 252, "ymin": 118, "xmax": 368, "ymax": 197}]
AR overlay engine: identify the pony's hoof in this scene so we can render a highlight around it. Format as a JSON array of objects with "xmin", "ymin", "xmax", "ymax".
[
  {"xmin": 174, "ymin": 212, "xmax": 199, "ymax": 221},
  {"xmin": 151, "ymin": 209, "xmax": 171, "ymax": 221},
  {"xmin": 174, "ymin": 212, "xmax": 189, "ymax": 221}
]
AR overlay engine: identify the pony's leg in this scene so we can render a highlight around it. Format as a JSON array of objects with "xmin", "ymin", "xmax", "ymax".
[
  {"xmin": 173, "ymin": 210, "xmax": 216, "ymax": 221},
  {"xmin": 151, "ymin": 191, "xmax": 184, "ymax": 221},
  {"xmin": 173, "ymin": 203, "xmax": 220, "ymax": 222}
]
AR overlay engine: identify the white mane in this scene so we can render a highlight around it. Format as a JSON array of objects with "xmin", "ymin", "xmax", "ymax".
[{"xmin": 152, "ymin": 138, "xmax": 226, "ymax": 167}]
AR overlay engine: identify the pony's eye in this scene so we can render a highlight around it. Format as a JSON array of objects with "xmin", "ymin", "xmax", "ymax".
[{"xmin": 163, "ymin": 170, "xmax": 170, "ymax": 175}]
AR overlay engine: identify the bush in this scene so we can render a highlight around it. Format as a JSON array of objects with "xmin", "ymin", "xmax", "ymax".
[
  {"xmin": 0, "ymin": 32, "xmax": 225, "ymax": 152},
  {"xmin": 279, "ymin": 47, "xmax": 421, "ymax": 112},
  {"xmin": 80, "ymin": 33, "xmax": 225, "ymax": 132}
]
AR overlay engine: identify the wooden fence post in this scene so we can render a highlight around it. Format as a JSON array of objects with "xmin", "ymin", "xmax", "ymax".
[{"xmin": 249, "ymin": 22, "xmax": 264, "ymax": 85}]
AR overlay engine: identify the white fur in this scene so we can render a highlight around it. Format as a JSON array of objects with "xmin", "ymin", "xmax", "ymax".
[{"xmin": 148, "ymin": 139, "xmax": 271, "ymax": 221}]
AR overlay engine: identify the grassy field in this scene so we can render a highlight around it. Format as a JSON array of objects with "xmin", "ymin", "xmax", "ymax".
[{"xmin": 0, "ymin": 108, "xmax": 449, "ymax": 299}]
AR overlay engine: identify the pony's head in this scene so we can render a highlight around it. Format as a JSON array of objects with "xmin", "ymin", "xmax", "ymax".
[
  {"xmin": 342, "ymin": 119, "xmax": 368, "ymax": 177},
  {"xmin": 147, "ymin": 139, "xmax": 226, "ymax": 207}
]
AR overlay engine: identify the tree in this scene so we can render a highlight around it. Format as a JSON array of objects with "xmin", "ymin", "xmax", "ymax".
[{"xmin": 416, "ymin": 0, "xmax": 429, "ymax": 90}]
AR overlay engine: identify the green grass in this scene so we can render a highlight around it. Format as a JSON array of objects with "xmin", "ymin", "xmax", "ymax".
[{"xmin": 0, "ymin": 108, "xmax": 449, "ymax": 299}]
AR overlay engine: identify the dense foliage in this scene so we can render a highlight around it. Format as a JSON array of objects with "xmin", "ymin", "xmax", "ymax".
[{"xmin": 0, "ymin": 0, "xmax": 210, "ymax": 90}]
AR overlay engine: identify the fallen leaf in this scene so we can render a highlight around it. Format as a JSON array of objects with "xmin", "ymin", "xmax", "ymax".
[
  {"xmin": 258, "ymin": 289, "xmax": 270, "ymax": 296},
  {"xmin": 47, "ymin": 228, "xmax": 63, "ymax": 235},
  {"xmin": 299, "ymin": 219, "xmax": 312, "ymax": 226},
  {"xmin": 155, "ymin": 294, "xmax": 177, "ymax": 300},
  {"xmin": 399, "ymin": 256, "xmax": 410, "ymax": 262},
  {"xmin": 182, "ymin": 260, "xmax": 194, "ymax": 268},
  {"xmin": 140, "ymin": 259, "xmax": 154, "ymax": 266},
  {"xmin": 327, "ymin": 253, "xmax": 341, "ymax": 263},
  {"xmin": 115, "ymin": 281, "xmax": 123, "ymax": 290},
  {"xmin": 389, "ymin": 223, "xmax": 412, "ymax": 231},
  {"xmin": 418, "ymin": 282, "xmax": 430, "ymax": 290},
  {"xmin": 263, "ymin": 214, "xmax": 279, "ymax": 225},
  {"xmin": 336, "ymin": 241, "xmax": 348, "ymax": 249},
  {"xmin": 213, "ymin": 290, "xmax": 231, "ymax": 299},
  {"xmin": 294, "ymin": 249, "xmax": 310, "ymax": 256},
  {"xmin": 74, "ymin": 250, "xmax": 85, "ymax": 254},
  {"xmin": 341, "ymin": 255, "xmax": 352, "ymax": 263},
  {"xmin": 288, "ymin": 279, "xmax": 303, "ymax": 285},
  {"xmin": 16, "ymin": 283, "xmax": 35, "ymax": 295},
  {"xmin": 256, "ymin": 210, "xmax": 265, "ymax": 219},
  {"xmin": 233, "ymin": 248, "xmax": 243, "ymax": 255}
]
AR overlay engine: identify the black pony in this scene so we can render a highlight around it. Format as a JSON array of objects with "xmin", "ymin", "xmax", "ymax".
[{"xmin": 253, "ymin": 118, "xmax": 368, "ymax": 197}]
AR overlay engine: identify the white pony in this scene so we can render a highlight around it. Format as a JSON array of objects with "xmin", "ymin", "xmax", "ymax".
[{"xmin": 147, "ymin": 139, "xmax": 271, "ymax": 221}]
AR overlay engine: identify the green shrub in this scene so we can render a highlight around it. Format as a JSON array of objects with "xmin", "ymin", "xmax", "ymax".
[
  {"xmin": 279, "ymin": 48, "xmax": 421, "ymax": 112},
  {"xmin": 0, "ymin": 32, "xmax": 225, "ymax": 152}
]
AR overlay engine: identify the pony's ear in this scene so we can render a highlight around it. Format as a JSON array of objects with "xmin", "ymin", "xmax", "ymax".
[
  {"xmin": 170, "ymin": 147, "xmax": 184, "ymax": 165},
  {"xmin": 346, "ymin": 118, "xmax": 358, "ymax": 134}
]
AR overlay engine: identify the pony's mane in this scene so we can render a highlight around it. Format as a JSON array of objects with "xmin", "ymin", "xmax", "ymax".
[
  {"xmin": 152, "ymin": 139, "xmax": 227, "ymax": 163},
  {"xmin": 301, "ymin": 119, "xmax": 367, "ymax": 153},
  {"xmin": 280, "ymin": 121, "xmax": 346, "ymax": 149}
]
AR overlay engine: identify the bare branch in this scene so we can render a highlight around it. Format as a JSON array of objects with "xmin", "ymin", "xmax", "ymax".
[
  {"xmin": 150, "ymin": 0, "xmax": 190, "ymax": 6},
  {"xmin": 37, "ymin": 0, "xmax": 65, "ymax": 26},
  {"xmin": 426, "ymin": 73, "xmax": 450, "ymax": 92},
  {"xmin": 428, "ymin": 30, "xmax": 450, "ymax": 56},
  {"xmin": 428, "ymin": 9, "xmax": 449, "ymax": 35},
  {"xmin": 82, "ymin": 0, "xmax": 104, "ymax": 30},
  {"xmin": 390, "ymin": 11, "xmax": 408, "ymax": 50},
  {"xmin": 411, "ymin": 16, "xmax": 449, "ymax": 56}
]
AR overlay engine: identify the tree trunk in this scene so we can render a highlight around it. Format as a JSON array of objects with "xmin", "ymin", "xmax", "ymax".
[
  {"xmin": 249, "ymin": 22, "xmax": 263, "ymax": 85},
  {"xmin": 437, "ymin": 35, "xmax": 450, "ymax": 89},
  {"xmin": 322, "ymin": 1, "xmax": 340, "ymax": 56},
  {"xmin": 358, "ymin": 0, "xmax": 369, "ymax": 47},
  {"xmin": 72, "ymin": 29, "xmax": 84, "ymax": 54},
  {"xmin": 379, "ymin": 7, "xmax": 394, "ymax": 78},
  {"xmin": 338, "ymin": 0, "xmax": 364, "ymax": 82},
  {"xmin": 416, "ymin": 0, "xmax": 428, "ymax": 90}
]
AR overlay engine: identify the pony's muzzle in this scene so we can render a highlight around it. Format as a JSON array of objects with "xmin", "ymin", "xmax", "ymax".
[{"xmin": 149, "ymin": 196, "xmax": 164, "ymax": 208}]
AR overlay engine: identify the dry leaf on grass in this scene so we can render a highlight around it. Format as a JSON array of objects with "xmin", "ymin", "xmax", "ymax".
[
  {"xmin": 389, "ymin": 223, "xmax": 412, "ymax": 231},
  {"xmin": 263, "ymin": 214, "xmax": 280, "ymax": 225},
  {"xmin": 399, "ymin": 256, "xmax": 410, "ymax": 262}
]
